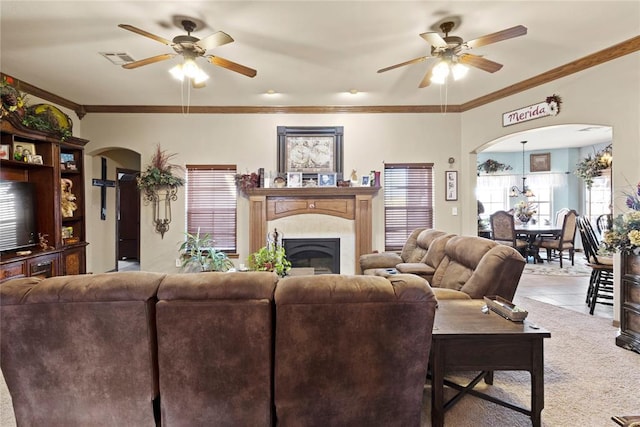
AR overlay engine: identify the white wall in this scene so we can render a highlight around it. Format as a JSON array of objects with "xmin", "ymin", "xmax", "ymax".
[{"xmin": 81, "ymin": 113, "xmax": 461, "ymax": 273}]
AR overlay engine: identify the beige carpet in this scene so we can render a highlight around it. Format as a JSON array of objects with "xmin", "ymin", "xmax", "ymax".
[
  {"xmin": 420, "ymin": 297, "xmax": 639, "ymax": 426},
  {"xmin": 2, "ymin": 297, "xmax": 637, "ymax": 426}
]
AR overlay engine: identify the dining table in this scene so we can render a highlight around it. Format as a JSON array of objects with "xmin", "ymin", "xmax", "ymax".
[{"xmin": 514, "ymin": 223, "xmax": 562, "ymax": 263}]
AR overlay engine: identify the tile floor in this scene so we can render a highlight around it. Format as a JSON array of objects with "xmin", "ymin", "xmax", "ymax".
[{"xmin": 516, "ymin": 271, "xmax": 614, "ymax": 320}]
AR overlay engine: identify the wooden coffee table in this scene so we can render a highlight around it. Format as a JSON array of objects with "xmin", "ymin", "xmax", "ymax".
[{"xmin": 430, "ymin": 300, "xmax": 550, "ymax": 427}]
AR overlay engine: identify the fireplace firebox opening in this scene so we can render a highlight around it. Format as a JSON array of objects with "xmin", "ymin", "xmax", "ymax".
[{"xmin": 283, "ymin": 238, "xmax": 340, "ymax": 274}]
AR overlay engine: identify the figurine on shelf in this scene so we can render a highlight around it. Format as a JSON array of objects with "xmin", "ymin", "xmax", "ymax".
[
  {"xmin": 38, "ymin": 233, "xmax": 52, "ymax": 250},
  {"xmin": 61, "ymin": 178, "xmax": 78, "ymax": 218}
]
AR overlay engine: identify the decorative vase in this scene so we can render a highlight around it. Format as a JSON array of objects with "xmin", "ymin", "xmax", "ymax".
[
  {"xmin": 616, "ymin": 253, "xmax": 640, "ymax": 354},
  {"xmin": 518, "ymin": 214, "xmax": 531, "ymax": 224}
]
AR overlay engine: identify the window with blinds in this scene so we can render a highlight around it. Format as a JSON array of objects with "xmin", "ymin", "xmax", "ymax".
[
  {"xmin": 186, "ymin": 165, "xmax": 237, "ymax": 253},
  {"xmin": 384, "ymin": 163, "xmax": 434, "ymax": 251}
]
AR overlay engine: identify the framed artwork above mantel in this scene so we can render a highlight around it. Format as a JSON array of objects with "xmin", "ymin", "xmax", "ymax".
[{"xmin": 277, "ymin": 126, "xmax": 344, "ymax": 180}]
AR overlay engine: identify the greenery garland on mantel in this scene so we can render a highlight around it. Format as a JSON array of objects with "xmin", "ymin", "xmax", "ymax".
[{"xmin": 574, "ymin": 144, "xmax": 612, "ymax": 189}]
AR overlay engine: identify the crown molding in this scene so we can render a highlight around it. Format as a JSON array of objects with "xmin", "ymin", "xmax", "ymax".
[{"xmin": 3, "ymin": 36, "xmax": 638, "ymax": 119}]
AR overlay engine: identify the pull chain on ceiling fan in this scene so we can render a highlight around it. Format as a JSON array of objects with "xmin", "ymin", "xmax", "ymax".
[
  {"xmin": 118, "ymin": 18, "xmax": 257, "ymax": 88},
  {"xmin": 377, "ymin": 21, "xmax": 527, "ymax": 88}
]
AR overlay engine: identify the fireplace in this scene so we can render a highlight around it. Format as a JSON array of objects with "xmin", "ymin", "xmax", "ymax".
[{"xmin": 283, "ymin": 238, "xmax": 340, "ymax": 274}]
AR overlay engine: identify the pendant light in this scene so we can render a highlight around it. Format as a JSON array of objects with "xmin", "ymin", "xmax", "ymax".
[{"xmin": 509, "ymin": 140, "xmax": 535, "ymax": 197}]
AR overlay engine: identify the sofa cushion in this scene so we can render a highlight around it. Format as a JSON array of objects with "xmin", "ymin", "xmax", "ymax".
[
  {"xmin": 274, "ymin": 273, "xmax": 437, "ymax": 426},
  {"xmin": 421, "ymin": 233, "xmax": 455, "ymax": 268},
  {"xmin": 0, "ymin": 272, "xmax": 165, "ymax": 426},
  {"xmin": 155, "ymin": 271, "xmax": 278, "ymax": 427},
  {"xmin": 400, "ymin": 227, "xmax": 428, "ymax": 263}
]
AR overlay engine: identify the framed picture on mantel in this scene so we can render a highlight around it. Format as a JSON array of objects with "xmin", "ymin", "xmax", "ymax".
[{"xmin": 277, "ymin": 126, "xmax": 344, "ymax": 177}]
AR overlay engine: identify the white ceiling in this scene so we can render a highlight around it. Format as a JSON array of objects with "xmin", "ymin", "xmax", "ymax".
[{"xmin": 0, "ymin": 1, "xmax": 636, "ymax": 151}]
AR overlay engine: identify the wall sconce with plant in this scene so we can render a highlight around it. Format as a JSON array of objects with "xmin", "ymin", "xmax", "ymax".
[
  {"xmin": 137, "ymin": 145, "xmax": 184, "ymax": 238},
  {"xmin": 574, "ymin": 144, "xmax": 612, "ymax": 189}
]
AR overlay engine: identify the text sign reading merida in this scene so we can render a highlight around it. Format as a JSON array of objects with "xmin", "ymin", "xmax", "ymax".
[{"xmin": 502, "ymin": 95, "xmax": 562, "ymax": 127}]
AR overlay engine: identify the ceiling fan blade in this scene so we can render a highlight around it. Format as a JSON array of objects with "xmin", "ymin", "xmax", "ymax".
[
  {"xmin": 377, "ymin": 56, "xmax": 429, "ymax": 73},
  {"xmin": 418, "ymin": 62, "xmax": 436, "ymax": 88},
  {"xmin": 196, "ymin": 31, "xmax": 234, "ymax": 50},
  {"xmin": 420, "ymin": 32, "xmax": 448, "ymax": 48},
  {"xmin": 458, "ymin": 53, "xmax": 503, "ymax": 73},
  {"xmin": 192, "ymin": 79, "xmax": 207, "ymax": 89},
  {"xmin": 122, "ymin": 53, "xmax": 176, "ymax": 69},
  {"xmin": 207, "ymin": 56, "xmax": 257, "ymax": 77},
  {"xmin": 118, "ymin": 24, "xmax": 172, "ymax": 46},
  {"xmin": 465, "ymin": 25, "xmax": 527, "ymax": 49}
]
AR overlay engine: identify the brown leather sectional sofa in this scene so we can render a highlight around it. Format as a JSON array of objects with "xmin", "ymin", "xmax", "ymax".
[
  {"xmin": 1, "ymin": 271, "xmax": 437, "ymax": 426},
  {"xmin": 360, "ymin": 230, "xmax": 526, "ymax": 301}
]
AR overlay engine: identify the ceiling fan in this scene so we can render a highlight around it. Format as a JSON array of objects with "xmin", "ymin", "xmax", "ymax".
[
  {"xmin": 377, "ymin": 21, "xmax": 526, "ymax": 88},
  {"xmin": 118, "ymin": 18, "xmax": 256, "ymax": 87}
]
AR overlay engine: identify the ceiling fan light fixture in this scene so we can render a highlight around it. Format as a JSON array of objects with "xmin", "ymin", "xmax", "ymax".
[
  {"xmin": 431, "ymin": 60, "xmax": 450, "ymax": 84},
  {"xmin": 451, "ymin": 62, "xmax": 469, "ymax": 80},
  {"xmin": 169, "ymin": 59, "xmax": 209, "ymax": 84}
]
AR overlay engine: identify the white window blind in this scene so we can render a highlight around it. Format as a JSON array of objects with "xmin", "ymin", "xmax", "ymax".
[
  {"xmin": 186, "ymin": 165, "xmax": 237, "ymax": 253},
  {"xmin": 384, "ymin": 163, "xmax": 434, "ymax": 251}
]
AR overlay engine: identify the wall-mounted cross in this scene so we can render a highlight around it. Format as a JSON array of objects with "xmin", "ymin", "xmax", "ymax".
[{"xmin": 91, "ymin": 157, "xmax": 116, "ymax": 220}]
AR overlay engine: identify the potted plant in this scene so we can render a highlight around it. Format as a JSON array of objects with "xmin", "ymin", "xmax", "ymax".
[
  {"xmin": 179, "ymin": 229, "xmax": 233, "ymax": 272},
  {"xmin": 247, "ymin": 245, "xmax": 292, "ymax": 277}
]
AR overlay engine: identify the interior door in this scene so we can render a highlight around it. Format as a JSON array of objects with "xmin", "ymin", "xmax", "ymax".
[{"xmin": 117, "ymin": 169, "xmax": 140, "ymax": 260}]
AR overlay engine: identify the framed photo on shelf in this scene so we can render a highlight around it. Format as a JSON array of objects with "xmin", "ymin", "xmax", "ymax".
[
  {"xmin": 361, "ymin": 175, "xmax": 370, "ymax": 187},
  {"xmin": 12, "ymin": 142, "xmax": 36, "ymax": 162},
  {"xmin": 445, "ymin": 170, "xmax": 458, "ymax": 201},
  {"xmin": 318, "ymin": 173, "xmax": 336, "ymax": 187},
  {"xmin": 277, "ymin": 126, "xmax": 344, "ymax": 174},
  {"xmin": 530, "ymin": 153, "xmax": 551, "ymax": 172},
  {"xmin": 0, "ymin": 144, "xmax": 9, "ymax": 160},
  {"xmin": 31, "ymin": 155, "xmax": 43, "ymax": 165},
  {"xmin": 287, "ymin": 172, "xmax": 303, "ymax": 188}
]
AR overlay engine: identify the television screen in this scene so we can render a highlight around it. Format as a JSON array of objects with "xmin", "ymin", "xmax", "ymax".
[{"xmin": 0, "ymin": 181, "xmax": 38, "ymax": 252}]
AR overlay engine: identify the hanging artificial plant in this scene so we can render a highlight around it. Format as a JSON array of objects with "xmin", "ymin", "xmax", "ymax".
[
  {"xmin": 137, "ymin": 145, "xmax": 185, "ymax": 191},
  {"xmin": 477, "ymin": 159, "xmax": 513, "ymax": 174},
  {"xmin": 574, "ymin": 144, "xmax": 612, "ymax": 189}
]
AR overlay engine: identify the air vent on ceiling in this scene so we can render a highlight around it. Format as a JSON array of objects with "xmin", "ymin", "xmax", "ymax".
[{"xmin": 100, "ymin": 52, "xmax": 135, "ymax": 65}]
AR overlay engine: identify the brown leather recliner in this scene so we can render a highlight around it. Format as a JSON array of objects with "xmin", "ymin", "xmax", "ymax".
[
  {"xmin": 360, "ymin": 228, "xmax": 448, "ymax": 279},
  {"xmin": 0, "ymin": 272, "xmax": 165, "ymax": 426},
  {"xmin": 430, "ymin": 235, "xmax": 526, "ymax": 300},
  {"xmin": 274, "ymin": 273, "xmax": 437, "ymax": 426}
]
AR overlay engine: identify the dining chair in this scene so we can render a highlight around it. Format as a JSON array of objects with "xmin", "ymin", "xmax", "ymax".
[
  {"xmin": 555, "ymin": 208, "xmax": 571, "ymax": 227},
  {"xmin": 596, "ymin": 213, "xmax": 613, "ymax": 235},
  {"xmin": 489, "ymin": 210, "xmax": 529, "ymax": 258},
  {"xmin": 534, "ymin": 209, "xmax": 578, "ymax": 268},
  {"xmin": 576, "ymin": 216, "xmax": 614, "ymax": 315}
]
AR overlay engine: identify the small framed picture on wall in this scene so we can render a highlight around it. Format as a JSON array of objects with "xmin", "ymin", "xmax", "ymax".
[{"xmin": 445, "ymin": 170, "xmax": 458, "ymax": 201}]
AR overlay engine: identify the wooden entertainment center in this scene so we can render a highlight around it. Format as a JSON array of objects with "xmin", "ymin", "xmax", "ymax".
[{"xmin": 0, "ymin": 114, "xmax": 88, "ymax": 281}]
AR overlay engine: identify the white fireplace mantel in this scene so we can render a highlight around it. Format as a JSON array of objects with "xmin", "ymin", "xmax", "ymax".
[{"xmin": 247, "ymin": 186, "xmax": 380, "ymax": 274}]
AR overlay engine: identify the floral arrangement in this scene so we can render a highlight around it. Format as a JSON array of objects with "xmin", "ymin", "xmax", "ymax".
[
  {"xmin": 1, "ymin": 76, "xmax": 26, "ymax": 117},
  {"xmin": 603, "ymin": 181, "xmax": 640, "ymax": 255},
  {"xmin": 137, "ymin": 145, "xmax": 184, "ymax": 191},
  {"xmin": 574, "ymin": 144, "xmax": 612, "ymax": 189},
  {"xmin": 546, "ymin": 94, "xmax": 562, "ymax": 116},
  {"xmin": 477, "ymin": 159, "xmax": 512, "ymax": 174},
  {"xmin": 235, "ymin": 172, "xmax": 259, "ymax": 195},
  {"xmin": 1, "ymin": 76, "xmax": 73, "ymax": 141},
  {"xmin": 514, "ymin": 200, "xmax": 537, "ymax": 223}
]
